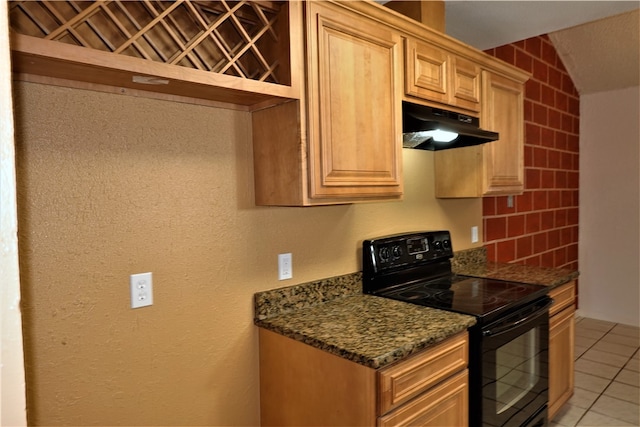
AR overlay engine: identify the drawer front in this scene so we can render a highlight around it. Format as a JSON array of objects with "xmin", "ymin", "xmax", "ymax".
[
  {"xmin": 378, "ymin": 370, "xmax": 469, "ymax": 427},
  {"xmin": 549, "ymin": 281, "xmax": 576, "ymax": 317},
  {"xmin": 378, "ymin": 332, "xmax": 468, "ymax": 415},
  {"xmin": 451, "ymin": 56, "xmax": 481, "ymax": 112},
  {"xmin": 406, "ymin": 38, "xmax": 449, "ymax": 103}
]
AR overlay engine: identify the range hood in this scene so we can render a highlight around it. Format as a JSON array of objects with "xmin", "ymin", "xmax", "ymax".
[{"xmin": 402, "ymin": 101, "xmax": 499, "ymax": 150}]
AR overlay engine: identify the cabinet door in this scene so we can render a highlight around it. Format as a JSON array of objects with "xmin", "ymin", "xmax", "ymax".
[
  {"xmin": 481, "ymin": 71, "xmax": 525, "ymax": 195},
  {"xmin": 306, "ymin": 2, "xmax": 403, "ymax": 199},
  {"xmin": 548, "ymin": 305, "xmax": 575, "ymax": 420}
]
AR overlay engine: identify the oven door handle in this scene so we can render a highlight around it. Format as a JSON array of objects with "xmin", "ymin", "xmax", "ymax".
[{"xmin": 482, "ymin": 298, "xmax": 553, "ymax": 337}]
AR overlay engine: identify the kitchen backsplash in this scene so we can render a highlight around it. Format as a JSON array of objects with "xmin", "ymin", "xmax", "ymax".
[{"xmin": 483, "ymin": 35, "xmax": 579, "ymax": 270}]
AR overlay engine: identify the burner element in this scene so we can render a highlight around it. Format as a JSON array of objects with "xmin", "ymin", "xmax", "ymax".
[{"xmin": 397, "ymin": 290, "xmax": 432, "ymax": 301}]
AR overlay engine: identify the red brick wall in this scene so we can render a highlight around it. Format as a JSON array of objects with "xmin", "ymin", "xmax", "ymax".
[{"xmin": 483, "ymin": 35, "xmax": 579, "ymax": 270}]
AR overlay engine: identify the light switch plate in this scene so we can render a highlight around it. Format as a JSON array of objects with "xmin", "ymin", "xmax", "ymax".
[
  {"xmin": 278, "ymin": 253, "xmax": 292, "ymax": 280},
  {"xmin": 471, "ymin": 226, "xmax": 479, "ymax": 243}
]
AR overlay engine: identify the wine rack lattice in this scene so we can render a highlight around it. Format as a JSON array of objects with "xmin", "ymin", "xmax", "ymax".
[{"xmin": 9, "ymin": 0, "xmax": 288, "ymax": 85}]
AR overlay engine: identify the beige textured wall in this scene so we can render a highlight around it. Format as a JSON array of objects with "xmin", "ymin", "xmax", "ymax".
[{"xmin": 14, "ymin": 81, "xmax": 482, "ymax": 426}]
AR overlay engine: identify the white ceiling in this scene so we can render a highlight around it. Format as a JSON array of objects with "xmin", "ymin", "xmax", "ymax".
[
  {"xmin": 444, "ymin": 1, "xmax": 639, "ymax": 50},
  {"xmin": 443, "ymin": 1, "xmax": 640, "ymax": 94}
]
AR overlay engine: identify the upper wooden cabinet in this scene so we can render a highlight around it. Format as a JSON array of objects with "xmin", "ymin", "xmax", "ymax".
[
  {"xmin": 480, "ymin": 70, "xmax": 526, "ymax": 195},
  {"xmin": 434, "ymin": 69, "xmax": 527, "ymax": 198},
  {"xmin": 253, "ymin": 1, "xmax": 403, "ymax": 205},
  {"xmin": 8, "ymin": 0, "xmax": 302, "ymax": 109},
  {"xmin": 10, "ymin": 0, "xmax": 529, "ymax": 204},
  {"xmin": 405, "ymin": 37, "xmax": 481, "ymax": 113}
]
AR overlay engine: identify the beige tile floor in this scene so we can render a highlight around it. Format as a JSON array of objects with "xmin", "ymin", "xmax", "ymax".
[{"xmin": 551, "ymin": 317, "xmax": 640, "ymax": 426}]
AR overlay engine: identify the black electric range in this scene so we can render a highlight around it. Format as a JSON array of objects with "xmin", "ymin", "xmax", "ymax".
[
  {"xmin": 363, "ymin": 231, "xmax": 551, "ymax": 427},
  {"xmin": 362, "ymin": 230, "xmax": 549, "ymax": 324}
]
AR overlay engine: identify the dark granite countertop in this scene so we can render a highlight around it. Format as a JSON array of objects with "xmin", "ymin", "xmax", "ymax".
[
  {"xmin": 254, "ymin": 272, "xmax": 475, "ymax": 369},
  {"xmin": 256, "ymin": 293, "xmax": 475, "ymax": 369},
  {"xmin": 254, "ymin": 248, "xmax": 578, "ymax": 370},
  {"xmin": 451, "ymin": 247, "xmax": 579, "ymax": 288}
]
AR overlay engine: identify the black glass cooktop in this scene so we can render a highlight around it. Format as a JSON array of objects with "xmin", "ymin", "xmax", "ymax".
[{"xmin": 376, "ymin": 275, "xmax": 549, "ymax": 320}]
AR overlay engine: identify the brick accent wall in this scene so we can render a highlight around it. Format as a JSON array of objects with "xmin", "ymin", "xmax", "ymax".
[{"xmin": 483, "ymin": 35, "xmax": 579, "ymax": 270}]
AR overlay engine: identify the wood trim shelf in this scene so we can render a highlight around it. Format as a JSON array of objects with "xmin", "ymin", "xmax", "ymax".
[{"xmin": 9, "ymin": 0, "xmax": 302, "ymax": 110}]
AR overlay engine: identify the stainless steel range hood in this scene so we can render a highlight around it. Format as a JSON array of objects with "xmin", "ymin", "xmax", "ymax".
[{"xmin": 402, "ymin": 101, "xmax": 499, "ymax": 150}]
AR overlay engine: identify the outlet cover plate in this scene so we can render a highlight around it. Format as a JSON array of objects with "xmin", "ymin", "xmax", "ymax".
[{"xmin": 130, "ymin": 272, "xmax": 153, "ymax": 309}]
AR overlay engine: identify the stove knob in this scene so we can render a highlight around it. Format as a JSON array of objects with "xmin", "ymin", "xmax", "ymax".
[
  {"xmin": 392, "ymin": 245, "xmax": 403, "ymax": 259},
  {"xmin": 433, "ymin": 240, "xmax": 443, "ymax": 250},
  {"xmin": 379, "ymin": 247, "xmax": 390, "ymax": 262},
  {"xmin": 443, "ymin": 239, "xmax": 451, "ymax": 250}
]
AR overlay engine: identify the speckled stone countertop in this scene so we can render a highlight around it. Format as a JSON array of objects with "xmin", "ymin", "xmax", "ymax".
[
  {"xmin": 452, "ymin": 247, "xmax": 579, "ymax": 288},
  {"xmin": 254, "ymin": 248, "xmax": 578, "ymax": 370},
  {"xmin": 254, "ymin": 272, "xmax": 476, "ymax": 369}
]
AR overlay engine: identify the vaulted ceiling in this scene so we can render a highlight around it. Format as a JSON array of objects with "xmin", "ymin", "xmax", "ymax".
[
  {"xmin": 443, "ymin": 1, "xmax": 640, "ymax": 94},
  {"xmin": 548, "ymin": 9, "xmax": 639, "ymax": 94}
]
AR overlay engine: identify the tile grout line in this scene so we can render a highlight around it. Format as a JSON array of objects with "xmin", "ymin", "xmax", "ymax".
[
  {"xmin": 570, "ymin": 318, "xmax": 617, "ymax": 426},
  {"xmin": 571, "ymin": 320, "xmax": 639, "ymax": 427}
]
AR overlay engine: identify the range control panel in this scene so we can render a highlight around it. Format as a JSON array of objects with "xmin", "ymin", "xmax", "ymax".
[{"xmin": 363, "ymin": 230, "xmax": 453, "ymax": 273}]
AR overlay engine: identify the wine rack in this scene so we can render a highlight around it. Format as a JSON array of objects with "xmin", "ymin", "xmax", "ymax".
[{"xmin": 9, "ymin": 1, "xmax": 290, "ymax": 85}]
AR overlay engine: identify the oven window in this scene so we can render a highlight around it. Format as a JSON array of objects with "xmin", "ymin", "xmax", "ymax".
[{"xmin": 495, "ymin": 328, "xmax": 540, "ymax": 414}]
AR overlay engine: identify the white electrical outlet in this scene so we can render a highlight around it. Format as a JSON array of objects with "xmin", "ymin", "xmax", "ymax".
[
  {"xmin": 278, "ymin": 253, "xmax": 292, "ymax": 280},
  {"xmin": 130, "ymin": 272, "xmax": 153, "ymax": 309},
  {"xmin": 471, "ymin": 226, "xmax": 479, "ymax": 243}
]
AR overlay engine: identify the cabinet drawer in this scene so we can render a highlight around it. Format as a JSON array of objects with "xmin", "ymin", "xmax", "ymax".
[
  {"xmin": 378, "ymin": 332, "xmax": 468, "ymax": 415},
  {"xmin": 378, "ymin": 370, "xmax": 468, "ymax": 427},
  {"xmin": 405, "ymin": 37, "xmax": 448, "ymax": 102},
  {"xmin": 549, "ymin": 281, "xmax": 576, "ymax": 317}
]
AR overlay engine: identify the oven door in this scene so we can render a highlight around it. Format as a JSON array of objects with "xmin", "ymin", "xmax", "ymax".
[{"xmin": 481, "ymin": 297, "xmax": 551, "ymax": 427}]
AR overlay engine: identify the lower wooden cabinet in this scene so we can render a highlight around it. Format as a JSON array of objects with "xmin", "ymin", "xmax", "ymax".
[
  {"xmin": 258, "ymin": 328, "xmax": 469, "ymax": 426},
  {"xmin": 548, "ymin": 281, "xmax": 576, "ymax": 420}
]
